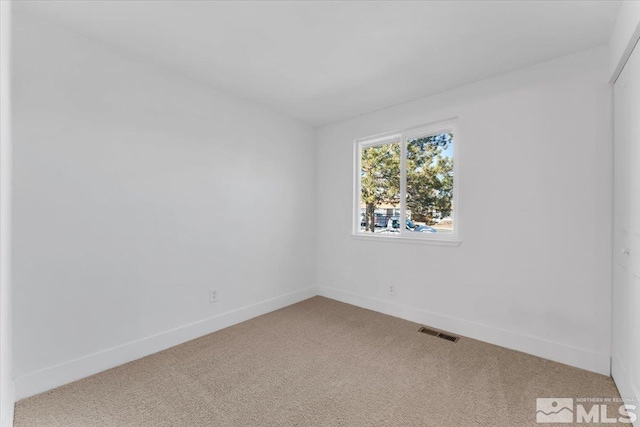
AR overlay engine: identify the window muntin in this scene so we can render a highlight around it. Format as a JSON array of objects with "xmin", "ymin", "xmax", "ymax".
[{"xmin": 355, "ymin": 120, "xmax": 458, "ymax": 241}]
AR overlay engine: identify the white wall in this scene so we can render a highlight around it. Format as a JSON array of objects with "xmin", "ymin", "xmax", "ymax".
[
  {"xmin": 317, "ymin": 47, "xmax": 613, "ymax": 375},
  {"xmin": 609, "ymin": 0, "xmax": 640, "ymax": 83},
  {"xmin": 0, "ymin": 1, "xmax": 14, "ymax": 425},
  {"xmin": 12, "ymin": 13, "xmax": 316, "ymax": 399}
]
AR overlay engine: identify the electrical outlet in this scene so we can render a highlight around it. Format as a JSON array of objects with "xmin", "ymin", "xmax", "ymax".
[
  {"xmin": 388, "ymin": 285, "xmax": 395, "ymax": 296},
  {"xmin": 209, "ymin": 288, "xmax": 217, "ymax": 303}
]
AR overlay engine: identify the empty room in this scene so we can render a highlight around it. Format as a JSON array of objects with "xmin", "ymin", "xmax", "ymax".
[{"xmin": 0, "ymin": 0, "xmax": 639, "ymax": 426}]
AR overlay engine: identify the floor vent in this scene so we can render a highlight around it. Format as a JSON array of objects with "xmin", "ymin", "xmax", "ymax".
[{"xmin": 418, "ymin": 326, "xmax": 460, "ymax": 343}]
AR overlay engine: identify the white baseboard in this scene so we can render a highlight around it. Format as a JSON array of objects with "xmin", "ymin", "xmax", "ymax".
[
  {"xmin": 1, "ymin": 381, "xmax": 14, "ymax": 427},
  {"xmin": 612, "ymin": 354, "xmax": 640, "ymax": 427},
  {"xmin": 14, "ymin": 287, "xmax": 316, "ymax": 401},
  {"xmin": 318, "ymin": 286, "xmax": 611, "ymax": 376},
  {"xmin": 14, "ymin": 285, "xmax": 613, "ymax": 403}
]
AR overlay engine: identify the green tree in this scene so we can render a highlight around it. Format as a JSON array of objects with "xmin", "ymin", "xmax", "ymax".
[
  {"xmin": 360, "ymin": 143, "xmax": 400, "ymax": 232},
  {"xmin": 406, "ymin": 133, "xmax": 453, "ymax": 225}
]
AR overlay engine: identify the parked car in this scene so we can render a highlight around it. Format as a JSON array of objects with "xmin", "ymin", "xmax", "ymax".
[
  {"xmin": 360, "ymin": 213, "xmax": 392, "ymax": 228},
  {"xmin": 408, "ymin": 219, "xmax": 437, "ymax": 233},
  {"xmin": 376, "ymin": 216, "xmax": 390, "ymax": 228},
  {"xmin": 392, "ymin": 218, "xmax": 437, "ymax": 233},
  {"xmin": 414, "ymin": 224, "xmax": 437, "ymax": 233}
]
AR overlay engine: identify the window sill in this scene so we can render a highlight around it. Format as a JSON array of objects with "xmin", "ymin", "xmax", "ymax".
[{"xmin": 351, "ymin": 233, "xmax": 461, "ymax": 246}]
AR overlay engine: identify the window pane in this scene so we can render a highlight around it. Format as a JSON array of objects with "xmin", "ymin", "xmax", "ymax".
[
  {"xmin": 405, "ymin": 132, "xmax": 454, "ymax": 234},
  {"xmin": 360, "ymin": 141, "xmax": 401, "ymax": 233}
]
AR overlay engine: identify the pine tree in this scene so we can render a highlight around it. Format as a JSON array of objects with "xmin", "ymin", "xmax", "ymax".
[
  {"xmin": 406, "ymin": 133, "xmax": 453, "ymax": 225},
  {"xmin": 360, "ymin": 143, "xmax": 400, "ymax": 232},
  {"xmin": 359, "ymin": 133, "xmax": 453, "ymax": 232}
]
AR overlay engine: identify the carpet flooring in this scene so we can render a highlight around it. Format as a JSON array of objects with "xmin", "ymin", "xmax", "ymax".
[{"xmin": 15, "ymin": 296, "xmax": 623, "ymax": 426}]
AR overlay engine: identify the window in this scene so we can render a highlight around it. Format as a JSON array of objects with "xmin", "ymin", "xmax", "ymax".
[{"xmin": 354, "ymin": 119, "xmax": 459, "ymax": 244}]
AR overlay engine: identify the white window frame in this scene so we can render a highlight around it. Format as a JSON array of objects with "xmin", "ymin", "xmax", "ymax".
[{"xmin": 353, "ymin": 118, "xmax": 460, "ymax": 246}]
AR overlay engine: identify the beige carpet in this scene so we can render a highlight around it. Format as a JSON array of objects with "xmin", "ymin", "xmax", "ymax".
[{"xmin": 15, "ymin": 297, "xmax": 623, "ymax": 426}]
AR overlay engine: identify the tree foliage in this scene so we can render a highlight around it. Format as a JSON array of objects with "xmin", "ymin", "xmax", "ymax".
[
  {"xmin": 360, "ymin": 143, "xmax": 400, "ymax": 231},
  {"xmin": 406, "ymin": 133, "xmax": 453, "ymax": 225},
  {"xmin": 360, "ymin": 133, "xmax": 453, "ymax": 232}
]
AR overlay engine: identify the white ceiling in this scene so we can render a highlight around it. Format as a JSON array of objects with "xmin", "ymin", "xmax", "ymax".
[{"xmin": 16, "ymin": 1, "xmax": 621, "ymax": 127}]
